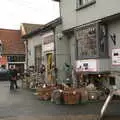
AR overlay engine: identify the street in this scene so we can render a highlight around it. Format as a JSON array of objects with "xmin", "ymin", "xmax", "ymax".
[{"xmin": 0, "ymin": 81, "xmax": 119, "ymax": 120}]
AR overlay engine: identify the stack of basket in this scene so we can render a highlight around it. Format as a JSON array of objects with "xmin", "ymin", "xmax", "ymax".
[
  {"xmin": 63, "ymin": 88, "xmax": 80, "ymax": 104},
  {"xmin": 37, "ymin": 86, "xmax": 55, "ymax": 100}
]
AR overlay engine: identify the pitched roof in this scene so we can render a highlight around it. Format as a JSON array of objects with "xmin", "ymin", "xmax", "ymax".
[
  {"xmin": 21, "ymin": 23, "xmax": 43, "ymax": 36},
  {"xmin": 22, "ymin": 17, "xmax": 61, "ymax": 39}
]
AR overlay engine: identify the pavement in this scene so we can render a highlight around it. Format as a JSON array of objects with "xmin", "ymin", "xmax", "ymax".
[{"xmin": 0, "ymin": 81, "xmax": 119, "ymax": 120}]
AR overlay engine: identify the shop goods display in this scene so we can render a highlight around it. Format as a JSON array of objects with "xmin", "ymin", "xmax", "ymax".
[
  {"xmin": 37, "ymin": 86, "xmax": 55, "ymax": 100},
  {"xmin": 88, "ymin": 90, "xmax": 99, "ymax": 100},
  {"xmin": 22, "ymin": 76, "xmax": 31, "ymax": 88},
  {"xmin": 63, "ymin": 88, "xmax": 80, "ymax": 104},
  {"xmin": 76, "ymin": 88, "xmax": 88, "ymax": 103},
  {"xmin": 86, "ymin": 83, "xmax": 98, "ymax": 100},
  {"xmin": 51, "ymin": 89, "xmax": 63, "ymax": 104}
]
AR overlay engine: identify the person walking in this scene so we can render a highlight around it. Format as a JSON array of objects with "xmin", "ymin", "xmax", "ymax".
[
  {"xmin": 39, "ymin": 64, "xmax": 46, "ymax": 84},
  {"xmin": 9, "ymin": 65, "xmax": 18, "ymax": 90}
]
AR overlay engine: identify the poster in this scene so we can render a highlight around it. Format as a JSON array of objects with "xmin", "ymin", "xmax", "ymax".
[
  {"xmin": 112, "ymin": 49, "xmax": 120, "ymax": 65},
  {"xmin": 76, "ymin": 59, "xmax": 97, "ymax": 72}
]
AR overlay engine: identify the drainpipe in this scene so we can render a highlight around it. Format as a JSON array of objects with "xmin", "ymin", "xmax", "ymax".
[
  {"xmin": 24, "ymin": 39, "xmax": 28, "ymax": 70},
  {"xmin": 53, "ymin": 28, "xmax": 57, "ymax": 81}
]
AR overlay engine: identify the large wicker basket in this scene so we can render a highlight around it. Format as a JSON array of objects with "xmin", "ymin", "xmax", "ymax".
[
  {"xmin": 37, "ymin": 87, "xmax": 55, "ymax": 100},
  {"xmin": 63, "ymin": 89, "xmax": 80, "ymax": 104}
]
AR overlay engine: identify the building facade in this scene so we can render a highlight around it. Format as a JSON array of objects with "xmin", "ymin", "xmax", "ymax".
[
  {"xmin": 22, "ymin": 18, "xmax": 62, "ymax": 84},
  {"xmin": 0, "ymin": 29, "xmax": 25, "ymax": 73},
  {"xmin": 21, "ymin": 23, "xmax": 43, "ymax": 71},
  {"xmin": 54, "ymin": 0, "xmax": 120, "ymax": 89}
]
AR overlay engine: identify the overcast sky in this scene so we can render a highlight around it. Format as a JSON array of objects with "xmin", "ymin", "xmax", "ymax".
[{"xmin": 0, "ymin": 0, "xmax": 59, "ymax": 30}]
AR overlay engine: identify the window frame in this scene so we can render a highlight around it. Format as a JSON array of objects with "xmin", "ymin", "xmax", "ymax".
[
  {"xmin": 75, "ymin": 22, "xmax": 109, "ymax": 60},
  {"xmin": 76, "ymin": 0, "xmax": 96, "ymax": 10},
  {"xmin": 75, "ymin": 23, "xmax": 98, "ymax": 59}
]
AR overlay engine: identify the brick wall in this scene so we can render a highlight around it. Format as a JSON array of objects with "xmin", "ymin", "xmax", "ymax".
[{"xmin": 0, "ymin": 29, "xmax": 25, "ymax": 55}]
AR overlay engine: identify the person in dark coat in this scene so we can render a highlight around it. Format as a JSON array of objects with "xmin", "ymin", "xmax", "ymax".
[{"xmin": 9, "ymin": 65, "xmax": 18, "ymax": 90}]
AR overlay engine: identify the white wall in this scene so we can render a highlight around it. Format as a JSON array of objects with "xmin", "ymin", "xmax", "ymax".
[
  {"xmin": 61, "ymin": 0, "xmax": 120, "ymax": 30},
  {"xmin": 69, "ymin": 35, "xmax": 76, "ymax": 65},
  {"xmin": 28, "ymin": 34, "xmax": 42, "ymax": 67},
  {"xmin": 108, "ymin": 19, "xmax": 120, "ymax": 72},
  {"xmin": 55, "ymin": 24, "xmax": 71, "ymax": 81}
]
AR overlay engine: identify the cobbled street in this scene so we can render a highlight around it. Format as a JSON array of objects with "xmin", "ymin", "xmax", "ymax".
[{"xmin": 0, "ymin": 81, "xmax": 119, "ymax": 120}]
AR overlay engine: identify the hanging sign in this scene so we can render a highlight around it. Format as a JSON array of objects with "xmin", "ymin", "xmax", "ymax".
[{"xmin": 112, "ymin": 48, "xmax": 120, "ymax": 65}]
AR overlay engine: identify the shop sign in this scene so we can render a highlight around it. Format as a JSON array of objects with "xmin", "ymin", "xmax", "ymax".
[
  {"xmin": 43, "ymin": 42, "xmax": 54, "ymax": 52},
  {"xmin": 43, "ymin": 34, "xmax": 54, "ymax": 45},
  {"xmin": 76, "ymin": 59, "xmax": 97, "ymax": 72},
  {"xmin": 112, "ymin": 48, "xmax": 120, "ymax": 65}
]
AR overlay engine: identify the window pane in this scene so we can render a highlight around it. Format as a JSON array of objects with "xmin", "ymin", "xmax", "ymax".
[
  {"xmin": 77, "ymin": 0, "xmax": 95, "ymax": 7},
  {"xmin": 99, "ymin": 24, "xmax": 107, "ymax": 56},
  {"xmin": 76, "ymin": 24, "xmax": 97, "ymax": 58}
]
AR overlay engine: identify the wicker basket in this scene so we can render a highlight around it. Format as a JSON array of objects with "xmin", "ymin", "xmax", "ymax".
[
  {"xmin": 63, "ymin": 89, "xmax": 80, "ymax": 104},
  {"xmin": 37, "ymin": 87, "xmax": 54, "ymax": 100},
  {"xmin": 88, "ymin": 90, "xmax": 98, "ymax": 100}
]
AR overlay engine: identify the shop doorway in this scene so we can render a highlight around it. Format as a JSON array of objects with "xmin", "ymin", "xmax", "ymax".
[{"xmin": 46, "ymin": 53, "xmax": 53, "ymax": 82}]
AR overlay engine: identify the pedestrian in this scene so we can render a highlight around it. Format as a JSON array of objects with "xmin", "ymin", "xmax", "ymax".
[
  {"xmin": 9, "ymin": 65, "xmax": 18, "ymax": 90},
  {"xmin": 39, "ymin": 64, "xmax": 46, "ymax": 84}
]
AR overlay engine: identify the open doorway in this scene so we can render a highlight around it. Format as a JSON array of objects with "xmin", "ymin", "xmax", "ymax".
[{"xmin": 46, "ymin": 53, "xmax": 53, "ymax": 82}]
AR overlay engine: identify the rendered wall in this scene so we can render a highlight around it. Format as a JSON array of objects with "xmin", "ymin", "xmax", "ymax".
[{"xmin": 60, "ymin": 0, "xmax": 120, "ymax": 30}]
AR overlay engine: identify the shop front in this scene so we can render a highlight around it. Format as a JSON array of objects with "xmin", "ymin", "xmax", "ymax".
[
  {"xmin": 42, "ymin": 33, "xmax": 55, "ymax": 84},
  {"xmin": 74, "ymin": 21, "xmax": 110, "ymax": 88}
]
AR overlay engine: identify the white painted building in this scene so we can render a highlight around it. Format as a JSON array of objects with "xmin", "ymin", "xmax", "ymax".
[{"xmin": 53, "ymin": 0, "xmax": 120, "ymax": 88}]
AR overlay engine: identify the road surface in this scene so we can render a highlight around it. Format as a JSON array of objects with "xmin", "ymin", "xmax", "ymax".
[{"xmin": 0, "ymin": 81, "xmax": 119, "ymax": 120}]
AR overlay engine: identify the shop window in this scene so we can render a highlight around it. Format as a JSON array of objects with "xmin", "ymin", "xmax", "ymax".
[
  {"xmin": 7, "ymin": 55, "xmax": 25, "ymax": 62},
  {"xmin": 76, "ymin": 24, "xmax": 97, "ymax": 59},
  {"xmin": 77, "ymin": 0, "xmax": 96, "ymax": 9},
  {"xmin": 76, "ymin": 23, "xmax": 108, "ymax": 59}
]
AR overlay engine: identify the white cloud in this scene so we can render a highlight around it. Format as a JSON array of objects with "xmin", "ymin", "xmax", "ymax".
[{"xmin": 0, "ymin": 0, "xmax": 59, "ymax": 29}]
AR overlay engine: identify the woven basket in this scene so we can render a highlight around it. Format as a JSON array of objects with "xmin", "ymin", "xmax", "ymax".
[
  {"xmin": 63, "ymin": 89, "xmax": 80, "ymax": 104},
  {"xmin": 37, "ymin": 87, "xmax": 54, "ymax": 100}
]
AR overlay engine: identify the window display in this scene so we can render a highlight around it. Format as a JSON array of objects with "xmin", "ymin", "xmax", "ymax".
[{"xmin": 76, "ymin": 24, "xmax": 97, "ymax": 58}]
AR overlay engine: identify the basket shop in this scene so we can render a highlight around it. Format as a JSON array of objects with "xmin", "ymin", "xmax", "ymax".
[{"xmin": 21, "ymin": 62, "xmax": 111, "ymax": 105}]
